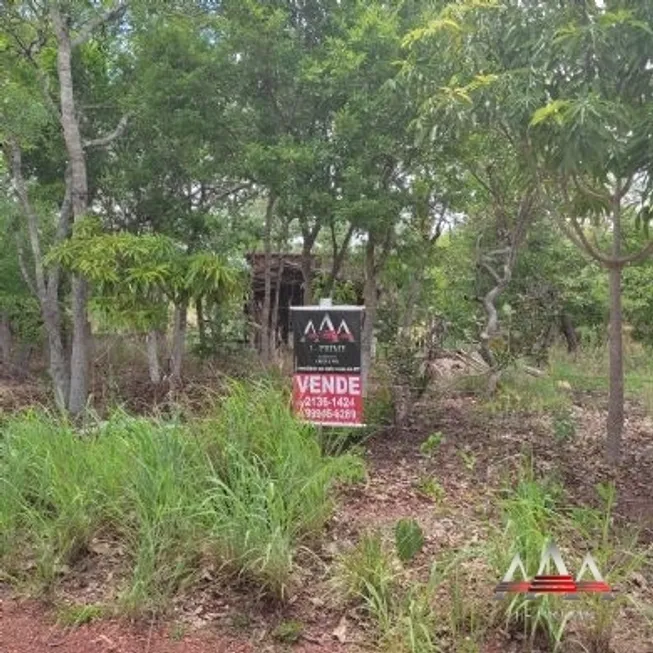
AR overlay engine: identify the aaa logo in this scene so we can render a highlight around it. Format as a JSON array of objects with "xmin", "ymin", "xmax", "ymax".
[{"xmin": 494, "ymin": 541, "xmax": 614, "ymax": 600}]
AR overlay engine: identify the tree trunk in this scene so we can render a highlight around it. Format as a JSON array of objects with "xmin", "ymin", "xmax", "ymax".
[
  {"xmin": 272, "ymin": 260, "xmax": 284, "ymax": 359},
  {"xmin": 146, "ymin": 329, "xmax": 161, "ymax": 384},
  {"xmin": 479, "ymin": 281, "xmax": 504, "ymax": 393},
  {"xmin": 606, "ymin": 190, "xmax": 624, "ymax": 465},
  {"xmin": 260, "ymin": 195, "xmax": 276, "ymax": 364},
  {"xmin": 606, "ymin": 265, "xmax": 624, "ymax": 464},
  {"xmin": 361, "ymin": 235, "xmax": 377, "ymax": 397},
  {"xmin": 560, "ymin": 312, "xmax": 579, "ymax": 353},
  {"xmin": 44, "ymin": 302, "xmax": 70, "ymax": 410},
  {"xmin": 68, "ymin": 277, "xmax": 90, "ymax": 414},
  {"xmin": 51, "ymin": 7, "xmax": 90, "ymax": 416},
  {"xmin": 196, "ymin": 297, "xmax": 206, "ymax": 352},
  {"xmin": 8, "ymin": 141, "xmax": 71, "ymax": 408},
  {"xmin": 324, "ymin": 223, "xmax": 355, "ymax": 296},
  {"xmin": 170, "ymin": 300, "xmax": 188, "ymax": 386},
  {"xmin": 0, "ymin": 312, "xmax": 11, "ymax": 367},
  {"xmin": 301, "ymin": 240, "xmax": 313, "ymax": 306}
]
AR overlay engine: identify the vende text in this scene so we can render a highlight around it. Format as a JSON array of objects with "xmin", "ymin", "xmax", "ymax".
[
  {"xmin": 295, "ymin": 374, "xmax": 361, "ymax": 396},
  {"xmin": 292, "ymin": 373, "xmax": 363, "ymax": 425}
]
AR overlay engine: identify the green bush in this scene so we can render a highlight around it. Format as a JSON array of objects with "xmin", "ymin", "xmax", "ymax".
[{"xmin": 0, "ymin": 382, "xmax": 364, "ymax": 609}]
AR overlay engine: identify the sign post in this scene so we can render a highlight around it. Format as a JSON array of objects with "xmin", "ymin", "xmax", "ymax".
[{"xmin": 290, "ymin": 303, "xmax": 365, "ymax": 426}]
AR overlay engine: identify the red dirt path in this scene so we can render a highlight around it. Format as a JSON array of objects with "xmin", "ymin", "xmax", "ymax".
[{"xmin": 0, "ymin": 598, "xmax": 255, "ymax": 653}]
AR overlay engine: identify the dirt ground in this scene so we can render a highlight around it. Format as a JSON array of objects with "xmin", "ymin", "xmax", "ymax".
[{"xmin": 1, "ymin": 378, "xmax": 652, "ymax": 652}]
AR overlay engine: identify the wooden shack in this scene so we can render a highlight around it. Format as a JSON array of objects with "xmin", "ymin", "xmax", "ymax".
[{"xmin": 246, "ymin": 253, "xmax": 319, "ymax": 347}]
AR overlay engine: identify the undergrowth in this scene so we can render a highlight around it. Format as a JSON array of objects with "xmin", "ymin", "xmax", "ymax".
[
  {"xmin": 457, "ymin": 344, "xmax": 653, "ymax": 418},
  {"xmin": 0, "ymin": 380, "xmax": 364, "ymax": 612},
  {"xmin": 487, "ymin": 463, "xmax": 648, "ymax": 652},
  {"xmin": 336, "ymin": 462, "xmax": 649, "ymax": 653}
]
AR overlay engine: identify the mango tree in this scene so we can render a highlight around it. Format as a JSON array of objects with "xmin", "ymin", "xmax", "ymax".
[
  {"xmin": 526, "ymin": 2, "xmax": 653, "ymax": 464},
  {"xmin": 48, "ymin": 225, "xmax": 242, "ymax": 387}
]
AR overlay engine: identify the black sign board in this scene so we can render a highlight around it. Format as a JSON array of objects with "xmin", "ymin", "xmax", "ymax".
[{"xmin": 291, "ymin": 307, "xmax": 363, "ymax": 373}]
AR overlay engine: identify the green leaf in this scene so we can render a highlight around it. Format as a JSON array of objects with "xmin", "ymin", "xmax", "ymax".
[{"xmin": 530, "ymin": 100, "xmax": 571, "ymax": 127}]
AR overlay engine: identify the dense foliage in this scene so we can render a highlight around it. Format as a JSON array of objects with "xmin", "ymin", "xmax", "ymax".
[{"xmin": 1, "ymin": 1, "xmax": 652, "ymax": 454}]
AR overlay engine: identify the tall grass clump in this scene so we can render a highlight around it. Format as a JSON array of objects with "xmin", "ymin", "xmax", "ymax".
[
  {"xmin": 0, "ymin": 381, "xmax": 363, "ymax": 610},
  {"xmin": 198, "ymin": 381, "xmax": 364, "ymax": 597},
  {"xmin": 487, "ymin": 465, "xmax": 570, "ymax": 649},
  {"xmin": 487, "ymin": 463, "xmax": 648, "ymax": 652},
  {"xmin": 335, "ymin": 532, "xmax": 487, "ymax": 652}
]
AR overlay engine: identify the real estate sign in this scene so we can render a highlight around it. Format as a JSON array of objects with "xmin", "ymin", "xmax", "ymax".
[{"xmin": 290, "ymin": 305, "xmax": 364, "ymax": 426}]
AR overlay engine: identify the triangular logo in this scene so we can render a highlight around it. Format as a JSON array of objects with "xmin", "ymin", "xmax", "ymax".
[
  {"xmin": 536, "ymin": 541, "xmax": 570, "ymax": 576},
  {"xmin": 576, "ymin": 554, "xmax": 605, "ymax": 583},
  {"xmin": 304, "ymin": 320, "xmax": 316, "ymax": 336},
  {"xmin": 319, "ymin": 314, "xmax": 335, "ymax": 332},
  {"xmin": 501, "ymin": 553, "xmax": 528, "ymax": 583}
]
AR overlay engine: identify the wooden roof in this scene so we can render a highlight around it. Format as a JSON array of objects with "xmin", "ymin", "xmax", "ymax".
[{"xmin": 247, "ymin": 253, "xmax": 320, "ymax": 294}]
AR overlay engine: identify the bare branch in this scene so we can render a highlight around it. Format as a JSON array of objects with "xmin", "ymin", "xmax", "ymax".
[
  {"xmin": 565, "ymin": 215, "xmax": 613, "ymax": 265},
  {"xmin": 571, "ymin": 174, "xmax": 610, "ymax": 203},
  {"xmin": 617, "ymin": 241, "xmax": 653, "ymax": 266},
  {"xmin": 479, "ymin": 260, "xmax": 502, "ymax": 284},
  {"xmin": 56, "ymin": 166, "xmax": 73, "ymax": 244},
  {"xmin": 535, "ymin": 170, "xmax": 613, "ymax": 266},
  {"xmin": 467, "ymin": 165, "xmax": 493, "ymax": 196},
  {"xmin": 15, "ymin": 235, "xmax": 39, "ymax": 299},
  {"xmin": 83, "ymin": 113, "xmax": 131, "ymax": 149},
  {"xmin": 484, "ymin": 247, "xmax": 511, "ymax": 258},
  {"xmin": 46, "ymin": 167, "xmax": 73, "ymax": 304},
  {"xmin": 6, "ymin": 140, "xmax": 47, "ymax": 299},
  {"xmin": 71, "ymin": 2, "xmax": 128, "ymax": 49},
  {"xmin": 212, "ymin": 183, "xmax": 252, "ymax": 202}
]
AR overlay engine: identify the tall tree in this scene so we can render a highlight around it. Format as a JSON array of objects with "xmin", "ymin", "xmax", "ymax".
[
  {"xmin": 1, "ymin": 1, "xmax": 130, "ymax": 412},
  {"xmin": 526, "ymin": 1, "xmax": 653, "ymax": 463}
]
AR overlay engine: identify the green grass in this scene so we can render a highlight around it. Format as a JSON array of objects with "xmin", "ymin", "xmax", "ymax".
[
  {"xmin": 335, "ymin": 533, "xmax": 484, "ymax": 652},
  {"xmin": 485, "ymin": 463, "xmax": 649, "ymax": 652},
  {"xmin": 0, "ymin": 381, "xmax": 364, "ymax": 611},
  {"xmin": 56, "ymin": 602, "xmax": 105, "ymax": 627},
  {"xmin": 463, "ymin": 343, "xmax": 653, "ymax": 417},
  {"xmin": 272, "ymin": 619, "xmax": 304, "ymax": 643},
  {"xmin": 483, "ymin": 371, "xmax": 572, "ymax": 414},
  {"xmin": 550, "ymin": 343, "xmax": 653, "ymax": 399}
]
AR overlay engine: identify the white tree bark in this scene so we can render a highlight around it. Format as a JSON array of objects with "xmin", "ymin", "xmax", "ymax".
[
  {"xmin": 146, "ymin": 329, "xmax": 161, "ymax": 384},
  {"xmin": 51, "ymin": 6, "xmax": 91, "ymax": 415},
  {"xmin": 170, "ymin": 300, "xmax": 188, "ymax": 387},
  {"xmin": 6, "ymin": 141, "xmax": 71, "ymax": 407}
]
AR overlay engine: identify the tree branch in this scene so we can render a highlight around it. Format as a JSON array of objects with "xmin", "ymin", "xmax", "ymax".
[
  {"xmin": 47, "ymin": 167, "xmax": 73, "ymax": 304},
  {"xmin": 571, "ymin": 174, "xmax": 610, "ymax": 203},
  {"xmin": 479, "ymin": 260, "xmax": 502, "ymax": 284},
  {"xmin": 83, "ymin": 112, "xmax": 131, "ymax": 149},
  {"xmin": 15, "ymin": 235, "xmax": 39, "ymax": 299},
  {"xmin": 617, "ymin": 241, "xmax": 653, "ymax": 266},
  {"xmin": 535, "ymin": 171, "xmax": 613, "ymax": 266},
  {"xmin": 6, "ymin": 140, "xmax": 47, "ymax": 300},
  {"xmin": 617, "ymin": 175, "xmax": 634, "ymax": 201},
  {"xmin": 565, "ymin": 215, "xmax": 613, "ymax": 265},
  {"xmin": 71, "ymin": 2, "xmax": 128, "ymax": 49}
]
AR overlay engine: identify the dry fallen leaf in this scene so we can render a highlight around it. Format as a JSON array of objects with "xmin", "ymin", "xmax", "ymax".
[{"xmin": 332, "ymin": 615, "xmax": 348, "ymax": 643}]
